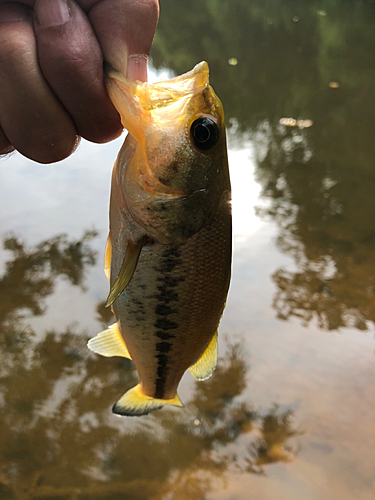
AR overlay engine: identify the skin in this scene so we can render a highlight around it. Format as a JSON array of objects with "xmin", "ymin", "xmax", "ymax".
[{"xmin": 0, "ymin": 0, "xmax": 159, "ymax": 163}]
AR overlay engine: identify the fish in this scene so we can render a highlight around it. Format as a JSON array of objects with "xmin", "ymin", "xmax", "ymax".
[{"xmin": 88, "ymin": 61, "xmax": 232, "ymax": 416}]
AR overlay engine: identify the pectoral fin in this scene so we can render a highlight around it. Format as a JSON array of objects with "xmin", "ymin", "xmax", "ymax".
[
  {"xmin": 113, "ymin": 384, "xmax": 183, "ymax": 417},
  {"xmin": 87, "ymin": 323, "xmax": 132, "ymax": 359},
  {"xmin": 104, "ymin": 234, "xmax": 111, "ymax": 281},
  {"xmin": 105, "ymin": 240, "xmax": 144, "ymax": 307},
  {"xmin": 189, "ymin": 332, "xmax": 218, "ymax": 381}
]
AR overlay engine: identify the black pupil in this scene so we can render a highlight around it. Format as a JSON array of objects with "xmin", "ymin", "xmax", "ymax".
[
  {"xmin": 191, "ymin": 117, "xmax": 219, "ymax": 150},
  {"xmin": 195, "ymin": 123, "xmax": 210, "ymax": 143}
]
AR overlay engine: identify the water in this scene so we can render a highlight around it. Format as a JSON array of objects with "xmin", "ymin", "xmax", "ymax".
[{"xmin": 0, "ymin": 1, "xmax": 374, "ymax": 498}]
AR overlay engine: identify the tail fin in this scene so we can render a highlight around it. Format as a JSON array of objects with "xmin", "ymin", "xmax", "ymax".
[{"xmin": 112, "ymin": 384, "xmax": 183, "ymax": 417}]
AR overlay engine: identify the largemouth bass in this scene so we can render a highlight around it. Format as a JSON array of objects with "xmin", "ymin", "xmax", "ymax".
[{"xmin": 88, "ymin": 62, "xmax": 231, "ymax": 416}]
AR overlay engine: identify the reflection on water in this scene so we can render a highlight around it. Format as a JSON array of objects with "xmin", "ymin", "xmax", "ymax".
[
  {"xmin": 0, "ymin": 231, "xmax": 97, "ymax": 345},
  {"xmin": 1, "ymin": 0, "xmax": 375, "ymax": 498},
  {"xmin": 152, "ymin": 0, "xmax": 375, "ymax": 137},
  {"xmin": 151, "ymin": 0, "xmax": 375, "ymax": 332},
  {"xmin": 254, "ymin": 116, "xmax": 375, "ymax": 330},
  {"xmin": 0, "ymin": 233, "xmax": 299, "ymax": 499}
]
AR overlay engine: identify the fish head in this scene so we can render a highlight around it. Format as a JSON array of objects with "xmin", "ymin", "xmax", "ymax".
[{"xmin": 106, "ymin": 62, "xmax": 230, "ymax": 244}]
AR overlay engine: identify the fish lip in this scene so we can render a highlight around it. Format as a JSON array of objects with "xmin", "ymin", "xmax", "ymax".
[
  {"xmin": 129, "ymin": 188, "xmax": 208, "ymax": 206},
  {"xmin": 104, "ymin": 60, "xmax": 211, "ymax": 98},
  {"xmin": 161, "ymin": 188, "xmax": 207, "ymax": 200},
  {"xmin": 104, "ymin": 62, "xmax": 122, "ymax": 80},
  {"xmin": 176, "ymin": 188, "xmax": 207, "ymax": 200}
]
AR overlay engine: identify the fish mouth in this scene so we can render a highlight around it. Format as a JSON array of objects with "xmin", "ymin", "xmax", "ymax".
[
  {"xmin": 167, "ymin": 188, "xmax": 207, "ymax": 202},
  {"xmin": 104, "ymin": 61, "xmax": 211, "ymax": 116},
  {"xmin": 130, "ymin": 188, "xmax": 208, "ymax": 207},
  {"xmin": 138, "ymin": 172, "xmax": 191, "ymax": 197},
  {"xmin": 104, "ymin": 62, "xmax": 118, "ymax": 77},
  {"xmin": 104, "ymin": 62, "xmax": 129, "ymax": 83}
]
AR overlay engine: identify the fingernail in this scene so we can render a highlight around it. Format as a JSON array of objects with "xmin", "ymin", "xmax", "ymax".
[
  {"xmin": 35, "ymin": 0, "xmax": 71, "ymax": 27},
  {"xmin": 127, "ymin": 54, "xmax": 148, "ymax": 83},
  {"xmin": 0, "ymin": 5, "xmax": 31, "ymax": 23}
]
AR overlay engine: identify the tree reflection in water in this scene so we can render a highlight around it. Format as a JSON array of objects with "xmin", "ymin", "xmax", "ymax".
[
  {"xmin": 150, "ymin": 0, "xmax": 375, "ymax": 332},
  {"xmin": 0, "ymin": 232, "xmax": 301, "ymax": 499},
  {"xmin": 255, "ymin": 117, "xmax": 375, "ymax": 331},
  {"xmin": 0, "ymin": 230, "xmax": 97, "ymax": 334}
]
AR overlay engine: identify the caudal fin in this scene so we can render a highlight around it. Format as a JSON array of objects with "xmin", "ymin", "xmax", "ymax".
[{"xmin": 113, "ymin": 384, "xmax": 183, "ymax": 417}]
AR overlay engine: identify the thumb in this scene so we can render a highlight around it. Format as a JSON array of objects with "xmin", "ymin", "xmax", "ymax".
[{"xmin": 88, "ymin": 0, "xmax": 159, "ymax": 81}]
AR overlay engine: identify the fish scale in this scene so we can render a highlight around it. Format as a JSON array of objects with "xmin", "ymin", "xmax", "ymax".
[{"xmin": 114, "ymin": 200, "xmax": 231, "ymax": 400}]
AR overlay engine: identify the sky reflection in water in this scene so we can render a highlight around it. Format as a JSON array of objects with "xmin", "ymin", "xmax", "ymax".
[{"xmin": 1, "ymin": 0, "xmax": 375, "ymax": 498}]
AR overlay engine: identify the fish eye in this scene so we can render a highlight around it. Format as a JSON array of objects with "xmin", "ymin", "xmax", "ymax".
[{"xmin": 190, "ymin": 117, "xmax": 219, "ymax": 151}]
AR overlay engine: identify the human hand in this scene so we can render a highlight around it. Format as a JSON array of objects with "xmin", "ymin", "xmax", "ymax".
[{"xmin": 0, "ymin": 0, "xmax": 159, "ymax": 163}]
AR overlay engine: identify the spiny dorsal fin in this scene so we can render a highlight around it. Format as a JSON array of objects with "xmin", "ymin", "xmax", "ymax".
[
  {"xmin": 105, "ymin": 240, "xmax": 144, "ymax": 307},
  {"xmin": 87, "ymin": 324, "xmax": 132, "ymax": 359},
  {"xmin": 113, "ymin": 384, "xmax": 183, "ymax": 417},
  {"xmin": 189, "ymin": 331, "xmax": 218, "ymax": 381}
]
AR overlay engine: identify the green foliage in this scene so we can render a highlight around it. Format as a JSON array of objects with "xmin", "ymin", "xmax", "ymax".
[{"xmin": 152, "ymin": 0, "xmax": 375, "ymax": 136}]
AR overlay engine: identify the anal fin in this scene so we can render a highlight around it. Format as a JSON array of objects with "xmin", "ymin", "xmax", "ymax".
[
  {"xmin": 189, "ymin": 332, "xmax": 218, "ymax": 381},
  {"xmin": 87, "ymin": 323, "xmax": 132, "ymax": 359},
  {"xmin": 113, "ymin": 384, "xmax": 183, "ymax": 417},
  {"xmin": 106, "ymin": 239, "xmax": 144, "ymax": 307}
]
